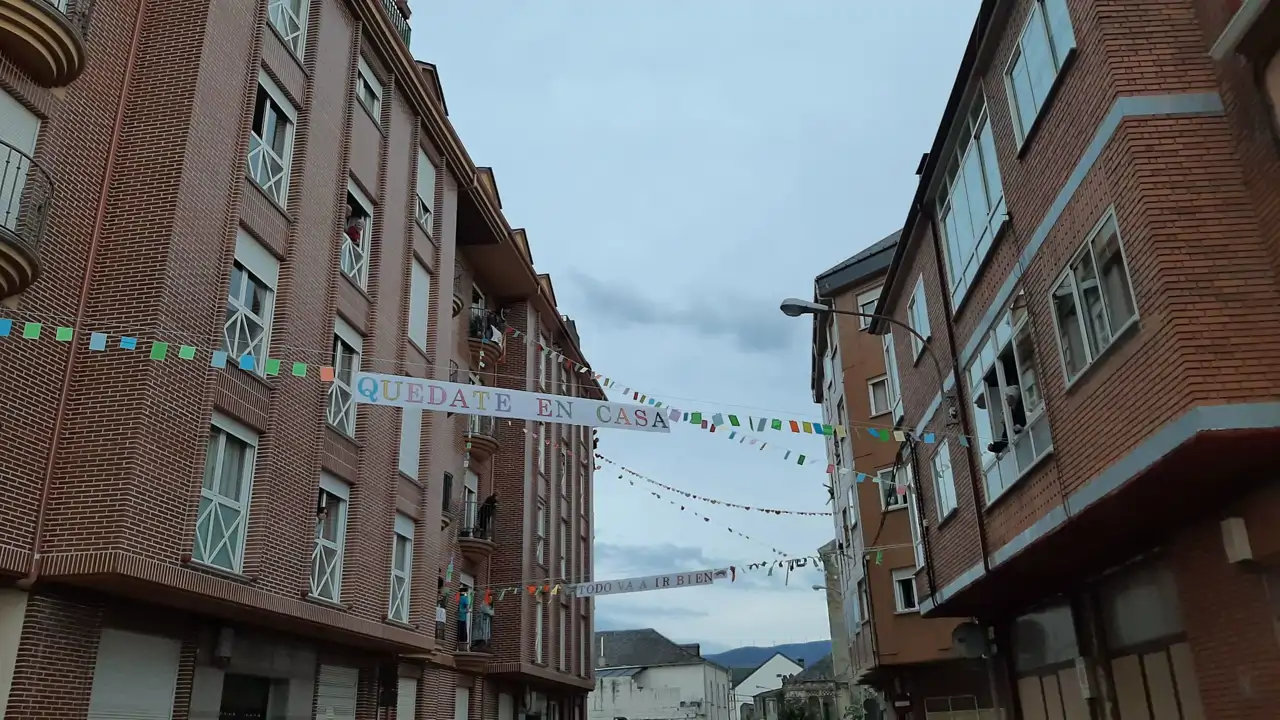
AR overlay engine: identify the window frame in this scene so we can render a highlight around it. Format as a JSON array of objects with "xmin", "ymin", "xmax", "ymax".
[
  {"xmin": 389, "ymin": 512, "xmax": 414, "ymax": 623},
  {"xmin": 341, "ymin": 180, "xmax": 374, "ymax": 289},
  {"xmin": 193, "ymin": 412, "xmax": 259, "ymax": 573},
  {"xmin": 416, "ymin": 149, "xmax": 436, "ymax": 233},
  {"xmin": 408, "ymin": 259, "xmax": 431, "ymax": 350},
  {"xmin": 535, "ymin": 501, "xmax": 547, "ymax": 566},
  {"xmin": 538, "ymin": 333, "xmax": 548, "ymax": 388},
  {"xmin": 1003, "ymin": 0, "xmax": 1077, "ymax": 147},
  {"xmin": 932, "ymin": 440, "xmax": 959, "ymax": 520},
  {"xmin": 535, "ymin": 594, "xmax": 545, "ymax": 664},
  {"xmin": 223, "ymin": 230, "xmax": 278, "ymax": 376},
  {"xmin": 892, "ymin": 567, "xmax": 920, "ymax": 613},
  {"xmin": 248, "ymin": 71, "xmax": 297, "ymax": 205},
  {"xmin": 856, "ymin": 287, "xmax": 881, "ymax": 330},
  {"xmin": 559, "ymin": 520, "xmax": 569, "ymax": 580},
  {"xmin": 867, "ymin": 375, "xmax": 891, "ymax": 417},
  {"xmin": 266, "ymin": 0, "xmax": 309, "ymax": 56},
  {"xmin": 311, "ymin": 473, "xmax": 350, "ymax": 602},
  {"xmin": 878, "ymin": 467, "xmax": 906, "ymax": 512},
  {"xmin": 398, "ymin": 407, "xmax": 422, "ymax": 479},
  {"xmin": 356, "ymin": 56, "xmax": 383, "ymax": 120},
  {"xmin": 907, "ymin": 275, "xmax": 931, "ymax": 360},
  {"xmin": 1049, "ymin": 208, "xmax": 1139, "ymax": 387},
  {"xmin": 882, "ymin": 332, "xmax": 904, "ymax": 420},
  {"xmin": 327, "ymin": 318, "xmax": 363, "ymax": 436}
]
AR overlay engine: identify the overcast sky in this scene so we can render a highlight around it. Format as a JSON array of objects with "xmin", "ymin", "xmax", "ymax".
[{"xmin": 412, "ymin": 0, "xmax": 979, "ymax": 653}]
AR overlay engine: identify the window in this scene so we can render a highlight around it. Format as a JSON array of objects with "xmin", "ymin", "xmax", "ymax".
[
  {"xmin": 904, "ymin": 460, "xmax": 925, "ymax": 568},
  {"xmin": 879, "ymin": 467, "xmax": 905, "ymax": 511},
  {"xmin": 559, "ymin": 608, "xmax": 568, "ymax": 671},
  {"xmin": 845, "ymin": 486, "xmax": 857, "ymax": 527},
  {"xmin": 389, "ymin": 513, "xmax": 413, "ymax": 623},
  {"xmin": 892, "ymin": 568, "xmax": 919, "ymax": 613},
  {"xmin": 311, "ymin": 474, "xmax": 349, "ymax": 602},
  {"xmin": 936, "ymin": 96, "xmax": 1007, "ymax": 308},
  {"xmin": 538, "ymin": 424, "xmax": 548, "ymax": 475},
  {"xmin": 408, "ymin": 260, "xmax": 431, "ymax": 350},
  {"xmin": 398, "ymin": 408, "xmax": 421, "ymax": 479},
  {"xmin": 851, "ymin": 578, "xmax": 863, "ymax": 625},
  {"xmin": 248, "ymin": 72, "xmax": 296, "ymax": 205},
  {"xmin": 327, "ymin": 319, "xmax": 362, "ymax": 436},
  {"xmin": 463, "ymin": 469, "xmax": 479, "ymax": 530},
  {"xmin": 538, "ymin": 334, "xmax": 548, "ymax": 388},
  {"xmin": 858, "ymin": 580, "xmax": 870, "ymax": 624},
  {"xmin": 342, "ymin": 183, "xmax": 373, "ymax": 288},
  {"xmin": 416, "ymin": 149, "xmax": 436, "ymax": 231},
  {"xmin": 868, "ymin": 376, "xmax": 891, "ymax": 417},
  {"xmin": 535, "ymin": 595, "xmax": 545, "ymax": 663},
  {"xmin": 222, "ymin": 231, "xmax": 277, "ymax": 375},
  {"xmin": 535, "ymin": 502, "xmax": 547, "ymax": 565},
  {"xmin": 882, "ymin": 333, "xmax": 903, "ymax": 420},
  {"xmin": 194, "ymin": 414, "xmax": 258, "ymax": 572},
  {"xmin": 907, "ymin": 276, "xmax": 931, "ymax": 358},
  {"xmin": 580, "ymin": 616, "xmax": 588, "ymax": 675},
  {"xmin": 969, "ymin": 297, "xmax": 1053, "ymax": 503},
  {"xmin": 356, "ymin": 56, "xmax": 382, "ymax": 119},
  {"xmin": 932, "ymin": 441, "xmax": 958, "ymax": 519},
  {"xmin": 1005, "ymin": 0, "xmax": 1076, "ymax": 145},
  {"xmin": 267, "ymin": 0, "xmax": 308, "ymax": 54},
  {"xmin": 559, "ymin": 520, "xmax": 568, "ymax": 579},
  {"xmin": 856, "ymin": 288, "xmax": 880, "ymax": 329},
  {"xmin": 558, "ymin": 447, "xmax": 569, "ymax": 497},
  {"xmin": 1050, "ymin": 210, "xmax": 1138, "ymax": 384}
]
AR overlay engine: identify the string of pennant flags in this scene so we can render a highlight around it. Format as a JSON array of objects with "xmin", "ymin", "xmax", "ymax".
[
  {"xmin": 595, "ymin": 454, "xmax": 834, "ymax": 516},
  {"xmin": 0, "ymin": 313, "xmax": 986, "ymax": 460}
]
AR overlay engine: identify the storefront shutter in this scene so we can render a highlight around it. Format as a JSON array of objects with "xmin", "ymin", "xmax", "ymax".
[
  {"xmin": 314, "ymin": 665, "xmax": 358, "ymax": 720},
  {"xmin": 86, "ymin": 629, "xmax": 181, "ymax": 720}
]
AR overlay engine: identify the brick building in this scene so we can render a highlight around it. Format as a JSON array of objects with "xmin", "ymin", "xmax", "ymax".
[
  {"xmin": 810, "ymin": 235, "xmax": 993, "ymax": 719},
  {"xmin": 866, "ymin": 0, "xmax": 1280, "ymax": 717},
  {"xmin": 0, "ymin": 0, "xmax": 595, "ymax": 718}
]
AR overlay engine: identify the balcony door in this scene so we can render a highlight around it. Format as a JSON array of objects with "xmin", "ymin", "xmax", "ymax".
[
  {"xmin": 0, "ymin": 90, "xmax": 39, "ymax": 236},
  {"xmin": 464, "ymin": 469, "xmax": 479, "ymax": 529}
]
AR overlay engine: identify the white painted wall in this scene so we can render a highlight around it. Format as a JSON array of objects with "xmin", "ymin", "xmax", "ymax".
[
  {"xmin": 732, "ymin": 655, "xmax": 803, "ymax": 713},
  {"xmin": 590, "ymin": 663, "xmax": 733, "ymax": 720}
]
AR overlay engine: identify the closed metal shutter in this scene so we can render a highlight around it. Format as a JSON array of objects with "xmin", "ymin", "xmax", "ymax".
[
  {"xmin": 314, "ymin": 665, "xmax": 358, "ymax": 720},
  {"xmin": 86, "ymin": 629, "xmax": 181, "ymax": 720},
  {"xmin": 397, "ymin": 677, "xmax": 418, "ymax": 720}
]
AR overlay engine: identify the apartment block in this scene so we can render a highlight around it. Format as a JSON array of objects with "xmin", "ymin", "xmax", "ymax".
[
  {"xmin": 866, "ymin": 0, "xmax": 1280, "ymax": 717},
  {"xmin": 0, "ymin": 0, "xmax": 594, "ymax": 718},
  {"xmin": 810, "ymin": 235, "xmax": 993, "ymax": 719}
]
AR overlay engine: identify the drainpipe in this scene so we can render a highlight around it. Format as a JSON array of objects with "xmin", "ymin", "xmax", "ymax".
[
  {"xmin": 924, "ymin": 208, "xmax": 992, "ymax": 582},
  {"xmin": 18, "ymin": 0, "xmax": 151, "ymax": 591}
]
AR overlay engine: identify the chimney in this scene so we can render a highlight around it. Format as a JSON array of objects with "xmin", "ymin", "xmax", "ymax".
[{"xmin": 678, "ymin": 643, "xmax": 701, "ymax": 657}]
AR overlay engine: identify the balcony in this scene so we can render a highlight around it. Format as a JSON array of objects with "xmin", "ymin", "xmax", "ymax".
[
  {"xmin": 452, "ymin": 262, "xmax": 465, "ymax": 317},
  {"xmin": 0, "ymin": 138, "xmax": 52, "ymax": 299},
  {"xmin": 378, "ymin": 0, "xmax": 411, "ymax": 46},
  {"xmin": 0, "ymin": 0, "xmax": 91, "ymax": 87},
  {"xmin": 454, "ymin": 598, "xmax": 494, "ymax": 673},
  {"xmin": 458, "ymin": 498, "xmax": 496, "ymax": 564},
  {"xmin": 465, "ymin": 413, "xmax": 500, "ymax": 462},
  {"xmin": 467, "ymin": 306, "xmax": 506, "ymax": 366}
]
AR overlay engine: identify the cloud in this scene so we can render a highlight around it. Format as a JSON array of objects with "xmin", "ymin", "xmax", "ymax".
[{"xmin": 564, "ymin": 270, "xmax": 798, "ymax": 354}]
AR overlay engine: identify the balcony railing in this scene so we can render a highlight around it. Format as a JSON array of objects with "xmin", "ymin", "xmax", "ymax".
[
  {"xmin": 458, "ymin": 599, "xmax": 494, "ymax": 652},
  {"xmin": 441, "ymin": 472, "xmax": 453, "ymax": 514},
  {"xmin": 378, "ymin": 0, "xmax": 411, "ymax": 45},
  {"xmin": 0, "ymin": 139, "xmax": 53, "ymax": 283},
  {"xmin": 459, "ymin": 498, "xmax": 495, "ymax": 541},
  {"xmin": 468, "ymin": 306, "xmax": 506, "ymax": 348},
  {"xmin": 468, "ymin": 413, "xmax": 497, "ymax": 439}
]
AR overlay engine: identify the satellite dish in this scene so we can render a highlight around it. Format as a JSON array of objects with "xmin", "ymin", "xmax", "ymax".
[{"xmin": 951, "ymin": 621, "xmax": 991, "ymax": 659}]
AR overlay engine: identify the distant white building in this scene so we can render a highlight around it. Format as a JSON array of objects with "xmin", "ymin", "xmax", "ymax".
[
  {"xmin": 591, "ymin": 629, "xmax": 735, "ymax": 720},
  {"xmin": 730, "ymin": 653, "xmax": 804, "ymax": 718}
]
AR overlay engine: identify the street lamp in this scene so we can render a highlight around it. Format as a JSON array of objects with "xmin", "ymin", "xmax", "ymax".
[
  {"xmin": 811, "ymin": 585, "xmax": 825, "ymax": 591},
  {"xmin": 779, "ymin": 297, "xmax": 953, "ymax": 417}
]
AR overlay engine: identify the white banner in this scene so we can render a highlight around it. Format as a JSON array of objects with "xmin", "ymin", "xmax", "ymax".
[
  {"xmin": 352, "ymin": 371, "xmax": 671, "ymax": 433},
  {"xmin": 566, "ymin": 568, "xmax": 731, "ymax": 597}
]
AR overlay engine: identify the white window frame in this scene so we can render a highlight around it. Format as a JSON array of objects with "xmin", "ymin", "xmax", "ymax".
[
  {"xmin": 1049, "ymin": 208, "xmax": 1139, "ymax": 386},
  {"xmin": 538, "ymin": 424, "xmax": 548, "ymax": 476},
  {"xmin": 311, "ymin": 473, "xmax": 349, "ymax": 602},
  {"xmin": 356, "ymin": 56, "xmax": 383, "ymax": 120},
  {"xmin": 538, "ymin": 334, "xmax": 548, "ymax": 388},
  {"xmin": 463, "ymin": 469, "xmax": 479, "ymax": 529},
  {"xmin": 535, "ymin": 501, "xmax": 547, "ymax": 566},
  {"xmin": 892, "ymin": 567, "xmax": 920, "ymax": 613},
  {"xmin": 267, "ymin": 0, "xmax": 309, "ymax": 56},
  {"xmin": 1003, "ymin": 0, "xmax": 1077, "ymax": 146},
  {"xmin": 194, "ymin": 413, "xmax": 259, "ymax": 573},
  {"xmin": 341, "ymin": 180, "xmax": 374, "ymax": 289},
  {"xmin": 327, "ymin": 318, "xmax": 362, "ymax": 436},
  {"xmin": 408, "ymin": 259, "xmax": 431, "ymax": 350},
  {"xmin": 856, "ymin": 288, "xmax": 881, "ymax": 330},
  {"xmin": 248, "ymin": 71, "xmax": 296, "ymax": 206},
  {"xmin": 935, "ymin": 95, "xmax": 1007, "ymax": 310},
  {"xmin": 398, "ymin": 408, "xmax": 422, "ymax": 479},
  {"xmin": 969, "ymin": 298, "xmax": 1053, "ymax": 504},
  {"xmin": 932, "ymin": 440, "xmax": 958, "ymax": 520},
  {"xmin": 882, "ymin": 332, "xmax": 903, "ymax": 420},
  {"xmin": 535, "ymin": 594, "xmax": 545, "ymax": 663},
  {"xmin": 559, "ymin": 520, "xmax": 568, "ymax": 579},
  {"xmin": 878, "ymin": 467, "xmax": 905, "ymax": 511},
  {"xmin": 223, "ymin": 230, "xmax": 277, "ymax": 375},
  {"xmin": 907, "ymin": 275, "xmax": 931, "ymax": 359},
  {"xmin": 416, "ymin": 149, "xmax": 436, "ymax": 233},
  {"xmin": 559, "ymin": 608, "xmax": 568, "ymax": 671},
  {"xmin": 904, "ymin": 463, "xmax": 926, "ymax": 568},
  {"xmin": 867, "ymin": 375, "xmax": 891, "ymax": 417},
  {"xmin": 389, "ymin": 513, "xmax": 414, "ymax": 623}
]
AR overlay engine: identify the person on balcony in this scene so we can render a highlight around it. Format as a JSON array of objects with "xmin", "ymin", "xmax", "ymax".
[
  {"xmin": 477, "ymin": 491, "xmax": 497, "ymax": 538},
  {"xmin": 436, "ymin": 577, "xmax": 447, "ymax": 639},
  {"xmin": 344, "ymin": 204, "xmax": 365, "ymax": 244},
  {"xmin": 457, "ymin": 586, "xmax": 471, "ymax": 644}
]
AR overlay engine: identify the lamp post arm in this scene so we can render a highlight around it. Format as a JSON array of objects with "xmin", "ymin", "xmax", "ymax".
[{"xmin": 821, "ymin": 309, "xmax": 949, "ymax": 405}]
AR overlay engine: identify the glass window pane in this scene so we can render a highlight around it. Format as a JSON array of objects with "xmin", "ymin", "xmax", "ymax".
[
  {"xmin": 1071, "ymin": 250, "xmax": 1111, "ymax": 355},
  {"xmin": 1052, "ymin": 276, "xmax": 1089, "ymax": 378},
  {"xmin": 1045, "ymin": 0, "xmax": 1077, "ymax": 65},
  {"xmin": 218, "ymin": 438, "xmax": 246, "ymax": 499},
  {"xmin": 202, "ymin": 434, "xmax": 220, "ymax": 491},
  {"xmin": 977, "ymin": 121, "xmax": 1004, "ymax": 212},
  {"xmin": 1091, "ymin": 219, "xmax": 1137, "ymax": 331},
  {"xmin": 1022, "ymin": 5, "xmax": 1056, "ymax": 109},
  {"xmin": 1011, "ymin": 60, "xmax": 1039, "ymax": 137}
]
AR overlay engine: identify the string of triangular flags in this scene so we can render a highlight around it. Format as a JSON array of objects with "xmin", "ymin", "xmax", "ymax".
[{"xmin": 595, "ymin": 454, "xmax": 833, "ymax": 516}]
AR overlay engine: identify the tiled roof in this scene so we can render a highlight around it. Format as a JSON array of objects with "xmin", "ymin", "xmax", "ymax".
[{"xmin": 594, "ymin": 629, "xmax": 703, "ymax": 669}]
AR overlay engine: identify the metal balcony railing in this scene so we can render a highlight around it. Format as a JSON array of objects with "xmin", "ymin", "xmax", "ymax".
[
  {"xmin": 0, "ymin": 138, "xmax": 53, "ymax": 263},
  {"xmin": 458, "ymin": 598, "xmax": 494, "ymax": 652},
  {"xmin": 378, "ymin": 0, "xmax": 411, "ymax": 45},
  {"xmin": 468, "ymin": 413, "xmax": 497, "ymax": 439},
  {"xmin": 468, "ymin": 306, "xmax": 505, "ymax": 349},
  {"xmin": 459, "ymin": 498, "xmax": 495, "ymax": 541},
  {"xmin": 51, "ymin": 0, "xmax": 95, "ymax": 38}
]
